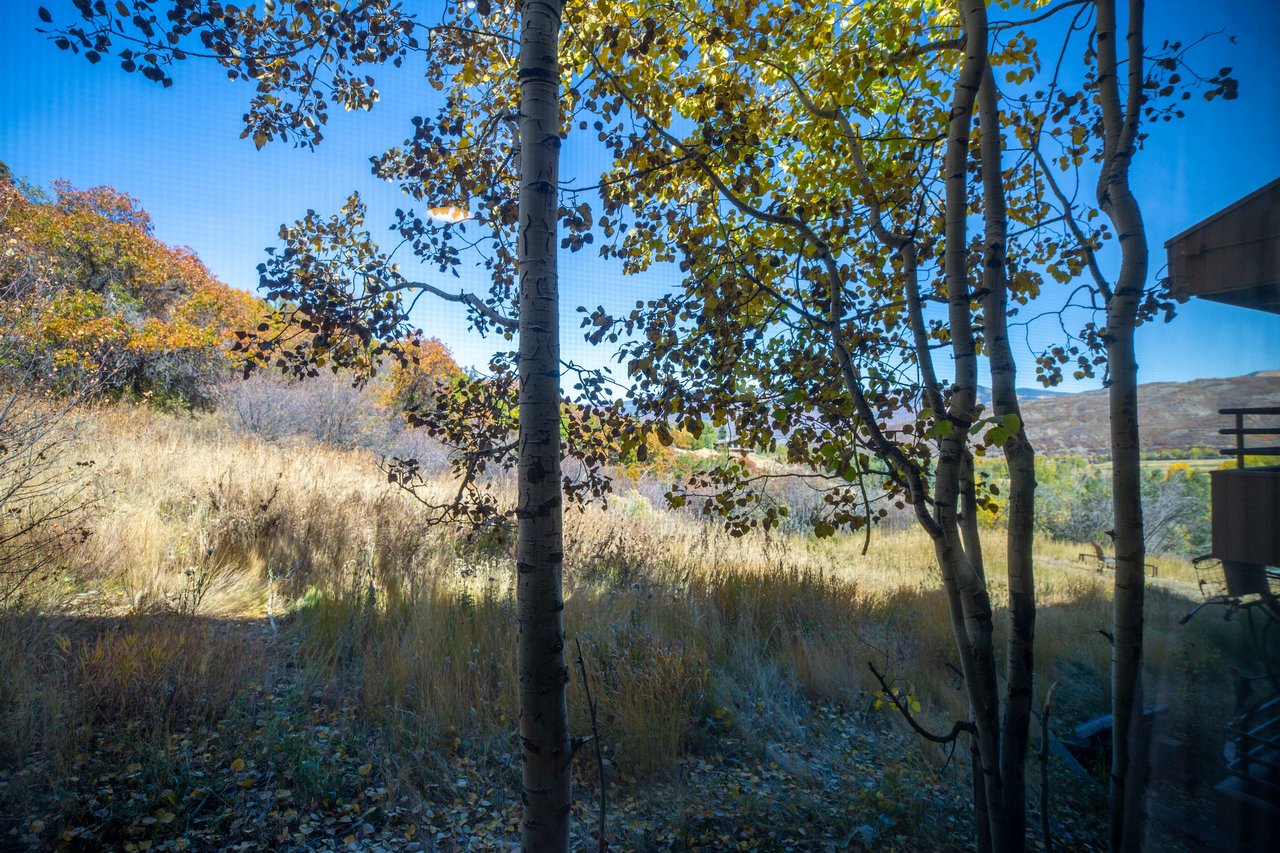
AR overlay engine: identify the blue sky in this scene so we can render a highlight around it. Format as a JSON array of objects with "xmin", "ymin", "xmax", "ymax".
[{"xmin": 2, "ymin": 0, "xmax": 1277, "ymax": 389}]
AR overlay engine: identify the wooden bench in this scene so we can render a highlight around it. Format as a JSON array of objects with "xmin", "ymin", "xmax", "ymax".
[{"xmin": 1078, "ymin": 542, "xmax": 1158, "ymax": 577}]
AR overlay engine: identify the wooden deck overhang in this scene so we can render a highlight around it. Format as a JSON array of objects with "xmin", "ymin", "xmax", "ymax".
[{"xmin": 1165, "ymin": 177, "xmax": 1280, "ymax": 314}]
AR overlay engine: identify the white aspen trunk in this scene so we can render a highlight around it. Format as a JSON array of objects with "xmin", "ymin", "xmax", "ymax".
[
  {"xmin": 1094, "ymin": 3, "xmax": 1149, "ymax": 849},
  {"xmin": 979, "ymin": 64, "xmax": 1036, "ymax": 853},
  {"xmin": 960, "ymin": 449, "xmax": 987, "ymax": 582},
  {"xmin": 933, "ymin": 4, "xmax": 1007, "ymax": 850},
  {"xmin": 515, "ymin": 2, "xmax": 571, "ymax": 850},
  {"xmin": 1106, "ymin": 323, "xmax": 1146, "ymax": 853}
]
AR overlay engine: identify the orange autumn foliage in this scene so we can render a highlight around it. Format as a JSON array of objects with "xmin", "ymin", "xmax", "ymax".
[
  {"xmin": 379, "ymin": 336, "xmax": 463, "ymax": 416},
  {"xmin": 0, "ymin": 176, "xmax": 265, "ymax": 406}
]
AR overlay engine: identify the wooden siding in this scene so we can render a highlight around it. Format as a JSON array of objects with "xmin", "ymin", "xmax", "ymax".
[
  {"xmin": 1211, "ymin": 467, "xmax": 1280, "ymax": 566},
  {"xmin": 1166, "ymin": 177, "xmax": 1280, "ymax": 314}
]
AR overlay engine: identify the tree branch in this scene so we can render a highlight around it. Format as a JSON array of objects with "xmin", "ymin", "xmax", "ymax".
[
  {"xmin": 991, "ymin": 0, "xmax": 1091, "ymax": 32},
  {"xmin": 868, "ymin": 661, "xmax": 976, "ymax": 744},
  {"xmin": 396, "ymin": 279, "xmax": 517, "ymax": 329},
  {"xmin": 1030, "ymin": 146, "xmax": 1114, "ymax": 300}
]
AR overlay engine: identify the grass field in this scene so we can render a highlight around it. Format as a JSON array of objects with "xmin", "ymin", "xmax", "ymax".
[
  {"xmin": 0, "ymin": 407, "xmax": 1253, "ymax": 851},
  {"xmin": 1092, "ymin": 457, "xmax": 1227, "ymax": 473}
]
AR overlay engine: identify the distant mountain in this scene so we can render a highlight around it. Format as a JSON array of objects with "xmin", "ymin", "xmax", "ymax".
[
  {"xmin": 975, "ymin": 386, "xmax": 1067, "ymax": 407},
  {"xmin": 1020, "ymin": 372, "xmax": 1280, "ymax": 456}
]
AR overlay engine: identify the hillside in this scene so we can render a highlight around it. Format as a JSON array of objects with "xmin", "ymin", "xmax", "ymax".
[
  {"xmin": 975, "ymin": 385, "xmax": 1067, "ymax": 406},
  {"xmin": 1021, "ymin": 371, "xmax": 1280, "ymax": 455}
]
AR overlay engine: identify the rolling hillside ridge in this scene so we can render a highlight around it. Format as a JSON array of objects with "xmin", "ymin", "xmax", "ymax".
[{"xmin": 1019, "ymin": 371, "xmax": 1280, "ymax": 455}]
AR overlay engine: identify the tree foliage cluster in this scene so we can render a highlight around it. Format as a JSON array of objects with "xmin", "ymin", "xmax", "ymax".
[
  {"xmin": 0, "ymin": 172, "xmax": 263, "ymax": 407},
  {"xmin": 0, "ymin": 171, "xmax": 467, "ymax": 421},
  {"xmin": 0, "ymin": 236, "xmax": 95, "ymax": 605},
  {"xmin": 1034, "ymin": 457, "xmax": 1211, "ymax": 557}
]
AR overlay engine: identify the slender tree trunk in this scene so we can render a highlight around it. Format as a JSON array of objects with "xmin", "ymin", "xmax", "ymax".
[
  {"xmin": 934, "ymin": 4, "xmax": 1007, "ymax": 849},
  {"xmin": 515, "ymin": 2, "xmax": 571, "ymax": 850},
  {"xmin": 771, "ymin": 8, "xmax": 1017, "ymax": 849},
  {"xmin": 975, "ymin": 739, "xmax": 994, "ymax": 853},
  {"xmin": 1094, "ymin": 3, "xmax": 1149, "ymax": 849},
  {"xmin": 851, "ymin": 112, "xmax": 1009, "ymax": 849},
  {"xmin": 1106, "ymin": 322, "xmax": 1146, "ymax": 853},
  {"xmin": 979, "ymin": 64, "xmax": 1036, "ymax": 853}
]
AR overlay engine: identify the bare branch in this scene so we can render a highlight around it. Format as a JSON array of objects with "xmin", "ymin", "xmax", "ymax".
[
  {"xmin": 1031, "ymin": 146, "xmax": 1114, "ymax": 300},
  {"xmin": 397, "ymin": 279, "xmax": 518, "ymax": 329},
  {"xmin": 868, "ymin": 662, "xmax": 977, "ymax": 744},
  {"xmin": 991, "ymin": 0, "xmax": 1091, "ymax": 32}
]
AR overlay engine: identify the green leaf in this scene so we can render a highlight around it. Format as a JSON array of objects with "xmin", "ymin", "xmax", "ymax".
[{"xmin": 925, "ymin": 419, "xmax": 953, "ymax": 440}]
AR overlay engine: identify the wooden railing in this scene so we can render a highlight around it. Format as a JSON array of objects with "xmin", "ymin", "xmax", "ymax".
[
  {"xmin": 1219, "ymin": 406, "xmax": 1280, "ymax": 468},
  {"xmin": 1212, "ymin": 407, "xmax": 1280, "ymax": 570}
]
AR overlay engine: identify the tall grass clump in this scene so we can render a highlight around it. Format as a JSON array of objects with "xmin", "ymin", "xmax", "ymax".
[{"xmin": 0, "ymin": 611, "xmax": 263, "ymax": 772}]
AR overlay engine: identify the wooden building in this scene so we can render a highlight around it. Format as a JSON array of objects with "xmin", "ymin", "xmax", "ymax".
[
  {"xmin": 1166, "ymin": 176, "xmax": 1280, "ymax": 314},
  {"xmin": 1169, "ymin": 177, "xmax": 1280, "ymax": 849},
  {"xmin": 1164, "ymin": 176, "xmax": 1280, "ymax": 572}
]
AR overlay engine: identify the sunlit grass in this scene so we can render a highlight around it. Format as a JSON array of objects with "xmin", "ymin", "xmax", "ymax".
[{"xmin": 0, "ymin": 406, "xmax": 1243, "ymax": 847}]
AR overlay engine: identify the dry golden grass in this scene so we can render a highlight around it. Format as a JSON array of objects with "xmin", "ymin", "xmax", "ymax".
[{"xmin": 0, "ymin": 405, "xmax": 1246, "ymax": 849}]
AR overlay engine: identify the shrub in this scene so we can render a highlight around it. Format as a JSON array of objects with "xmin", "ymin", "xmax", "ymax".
[
  {"xmin": 0, "ymin": 262, "xmax": 96, "ymax": 603},
  {"xmin": 0, "ymin": 176, "xmax": 263, "ymax": 408},
  {"xmin": 1035, "ymin": 457, "xmax": 1211, "ymax": 556}
]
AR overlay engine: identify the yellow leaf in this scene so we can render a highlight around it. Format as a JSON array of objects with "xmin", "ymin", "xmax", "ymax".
[
  {"xmin": 427, "ymin": 206, "xmax": 471, "ymax": 224},
  {"xmin": 358, "ymin": 763, "xmax": 372, "ymax": 777},
  {"xmin": 230, "ymin": 758, "xmax": 245, "ymax": 772},
  {"xmin": 29, "ymin": 820, "xmax": 45, "ymax": 834}
]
